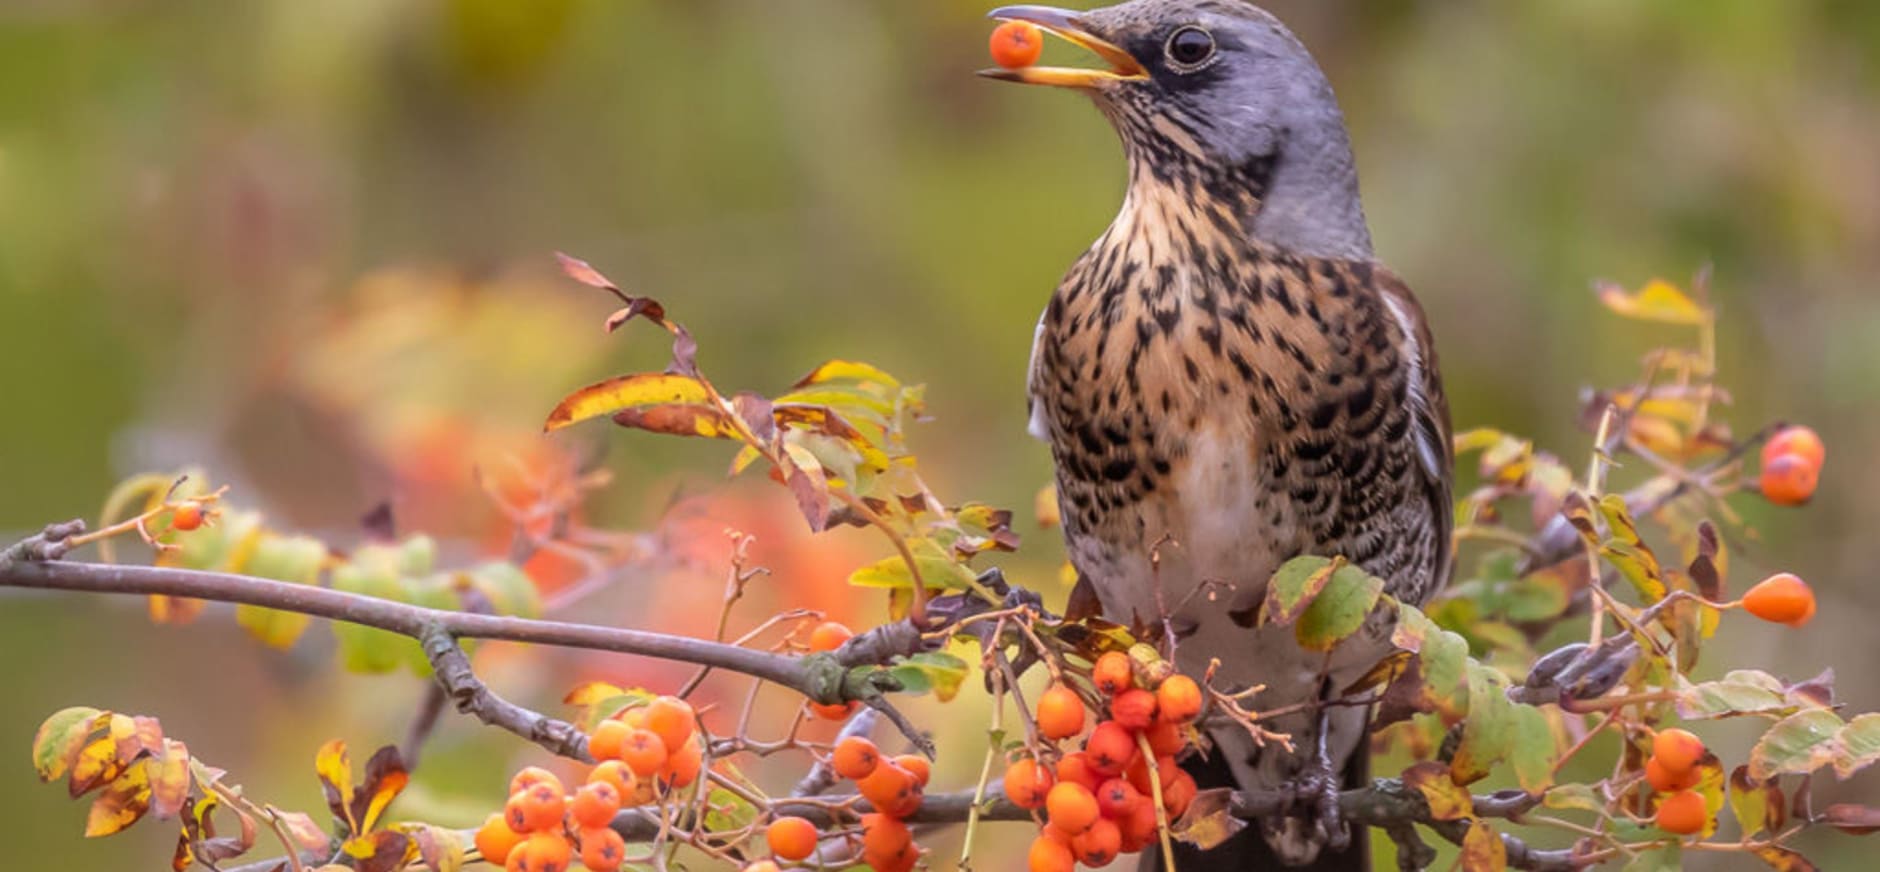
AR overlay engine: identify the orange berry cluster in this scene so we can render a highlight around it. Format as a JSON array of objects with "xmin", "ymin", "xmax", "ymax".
[
  {"xmin": 1645, "ymin": 728, "xmax": 1709, "ymax": 836},
  {"xmin": 1740, "ymin": 572, "xmax": 1817, "ymax": 628},
  {"xmin": 587, "ymin": 695, "xmax": 705, "ymax": 795},
  {"xmin": 476, "ymin": 697, "xmax": 706, "ymax": 871},
  {"xmin": 474, "ymin": 768, "xmax": 626, "ymax": 872},
  {"xmin": 1013, "ymin": 652, "xmax": 1206, "ymax": 871},
  {"xmin": 820, "ymin": 734, "xmax": 927, "ymax": 871},
  {"xmin": 1759, "ymin": 425, "xmax": 1824, "ymax": 507}
]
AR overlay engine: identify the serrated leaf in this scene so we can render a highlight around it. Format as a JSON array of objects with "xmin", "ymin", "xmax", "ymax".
[
  {"xmin": 236, "ymin": 534, "xmax": 327, "ymax": 649},
  {"xmin": 1261, "ymin": 556, "xmax": 1335, "ymax": 627},
  {"xmin": 543, "ymin": 373, "xmax": 710, "ymax": 432},
  {"xmin": 1294, "ymin": 564, "xmax": 1383, "ymax": 652},
  {"xmin": 1677, "ymin": 670, "xmax": 1794, "ymax": 720},
  {"xmin": 33, "ymin": 706, "xmax": 104, "ymax": 783},
  {"xmin": 1830, "ymin": 712, "xmax": 1880, "ymax": 780},
  {"xmin": 1749, "ymin": 709, "xmax": 1845, "ymax": 780}
]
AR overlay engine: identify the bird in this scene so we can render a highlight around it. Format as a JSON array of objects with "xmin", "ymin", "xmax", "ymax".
[{"xmin": 983, "ymin": 2, "xmax": 1453, "ymax": 869}]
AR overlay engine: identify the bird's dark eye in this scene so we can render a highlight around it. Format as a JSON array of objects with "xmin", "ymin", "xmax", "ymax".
[{"xmin": 1165, "ymin": 26, "xmax": 1216, "ymax": 70}]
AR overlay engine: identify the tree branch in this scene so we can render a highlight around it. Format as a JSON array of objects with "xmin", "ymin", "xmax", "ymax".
[{"xmin": 0, "ymin": 553, "xmax": 806, "ymax": 686}]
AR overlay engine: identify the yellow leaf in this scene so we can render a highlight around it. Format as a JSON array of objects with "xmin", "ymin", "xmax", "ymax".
[
  {"xmin": 791, "ymin": 359, "xmax": 902, "ymax": 391},
  {"xmin": 542, "ymin": 373, "xmax": 710, "ymax": 432},
  {"xmin": 147, "ymin": 739, "xmax": 191, "ymax": 821},
  {"xmin": 84, "ymin": 758, "xmax": 152, "ymax": 837},
  {"xmin": 1401, "ymin": 762, "xmax": 1472, "ymax": 821},
  {"xmin": 1595, "ymin": 279, "xmax": 1708, "ymax": 326},
  {"xmin": 315, "ymin": 739, "xmax": 357, "ymax": 834},
  {"xmin": 1459, "ymin": 820, "xmax": 1507, "ymax": 871}
]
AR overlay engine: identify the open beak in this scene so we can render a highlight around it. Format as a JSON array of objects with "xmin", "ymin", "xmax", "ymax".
[{"xmin": 978, "ymin": 5, "xmax": 1149, "ymax": 89}]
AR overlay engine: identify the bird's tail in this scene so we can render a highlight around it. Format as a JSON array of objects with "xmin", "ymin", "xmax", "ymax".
[{"xmin": 1138, "ymin": 731, "xmax": 1371, "ymax": 871}]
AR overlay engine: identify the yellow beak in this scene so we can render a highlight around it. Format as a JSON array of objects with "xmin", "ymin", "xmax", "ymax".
[{"xmin": 978, "ymin": 5, "xmax": 1149, "ymax": 89}]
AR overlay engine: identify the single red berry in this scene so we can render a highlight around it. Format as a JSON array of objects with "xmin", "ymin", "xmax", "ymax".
[
  {"xmin": 1084, "ymin": 721, "xmax": 1137, "ymax": 776},
  {"xmin": 990, "ymin": 20, "xmax": 1045, "ymax": 70},
  {"xmin": 1760, "ymin": 453, "xmax": 1819, "ymax": 506},
  {"xmin": 1110, "ymin": 688, "xmax": 1158, "ymax": 731},
  {"xmin": 831, "ymin": 735, "xmax": 881, "ymax": 781},
  {"xmin": 1037, "ymin": 685, "xmax": 1088, "ymax": 740},
  {"xmin": 1655, "ymin": 789, "xmax": 1708, "ymax": 835},
  {"xmin": 1092, "ymin": 651, "xmax": 1134, "ymax": 695},
  {"xmin": 171, "ymin": 504, "xmax": 205, "ymax": 531},
  {"xmin": 1761, "ymin": 425, "xmax": 1825, "ymax": 471},
  {"xmin": 1003, "ymin": 757, "xmax": 1055, "ymax": 809},
  {"xmin": 766, "ymin": 815, "xmax": 819, "ymax": 861},
  {"xmin": 1741, "ymin": 572, "xmax": 1817, "ymax": 627}
]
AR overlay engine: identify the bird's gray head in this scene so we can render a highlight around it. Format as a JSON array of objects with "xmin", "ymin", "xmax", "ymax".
[{"xmin": 983, "ymin": 1, "xmax": 1372, "ymax": 260}]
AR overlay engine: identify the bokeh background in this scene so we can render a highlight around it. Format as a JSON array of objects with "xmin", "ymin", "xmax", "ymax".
[{"xmin": 4, "ymin": 0, "xmax": 1878, "ymax": 868}]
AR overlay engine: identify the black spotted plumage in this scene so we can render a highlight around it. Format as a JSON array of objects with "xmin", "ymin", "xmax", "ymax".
[{"xmin": 990, "ymin": 1, "xmax": 1454, "ymax": 868}]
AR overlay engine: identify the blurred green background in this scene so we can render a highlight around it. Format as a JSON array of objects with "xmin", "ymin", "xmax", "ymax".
[{"xmin": 3, "ymin": 0, "xmax": 1878, "ymax": 869}]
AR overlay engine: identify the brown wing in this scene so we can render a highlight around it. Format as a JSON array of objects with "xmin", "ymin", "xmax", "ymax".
[{"xmin": 1374, "ymin": 267, "xmax": 1454, "ymax": 598}]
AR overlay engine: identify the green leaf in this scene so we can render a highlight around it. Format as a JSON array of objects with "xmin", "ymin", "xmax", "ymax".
[
  {"xmin": 1450, "ymin": 662, "xmax": 1515, "ymax": 784},
  {"xmin": 235, "ymin": 534, "xmax": 327, "ymax": 650},
  {"xmin": 847, "ymin": 539, "xmax": 978, "ymax": 592},
  {"xmin": 330, "ymin": 563, "xmax": 414, "ymax": 674},
  {"xmin": 701, "ymin": 787, "xmax": 758, "ymax": 832},
  {"xmin": 1542, "ymin": 782, "xmax": 1603, "ymax": 813},
  {"xmin": 33, "ymin": 706, "xmax": 104, "ymax": 782},
  {"xmin": 1419, "ymin": 629, "xmax": 1471, "ymax": 722},
  {"xmin": 1749, "ymin": 709, "xmax": 1845, "ymax": 780},
  {"xmin": 1260, "ymin": 556, "xmax": 1335, "ymax": 627},
  {"xmin": 1507, "ymin": 703, "xmax": 1556, "ymax": 794},
  {"xmin": 1294, "ymin": 564, "xmax": 1383, "ymax": 652},
  {"xmin": 1830, "ymin": 713, "xmax": 1880, "ymax": 780},
  {"xmin": 466, "ymin": 561, "xmax": 542, "ymax": 620},
  {"xmin": 889, "ymin": 652, "xmax": 970, "ymax": 703},
  {"xmin": 1677, "ymin": 670, "xmax": 1794, "ymax": 720}
]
